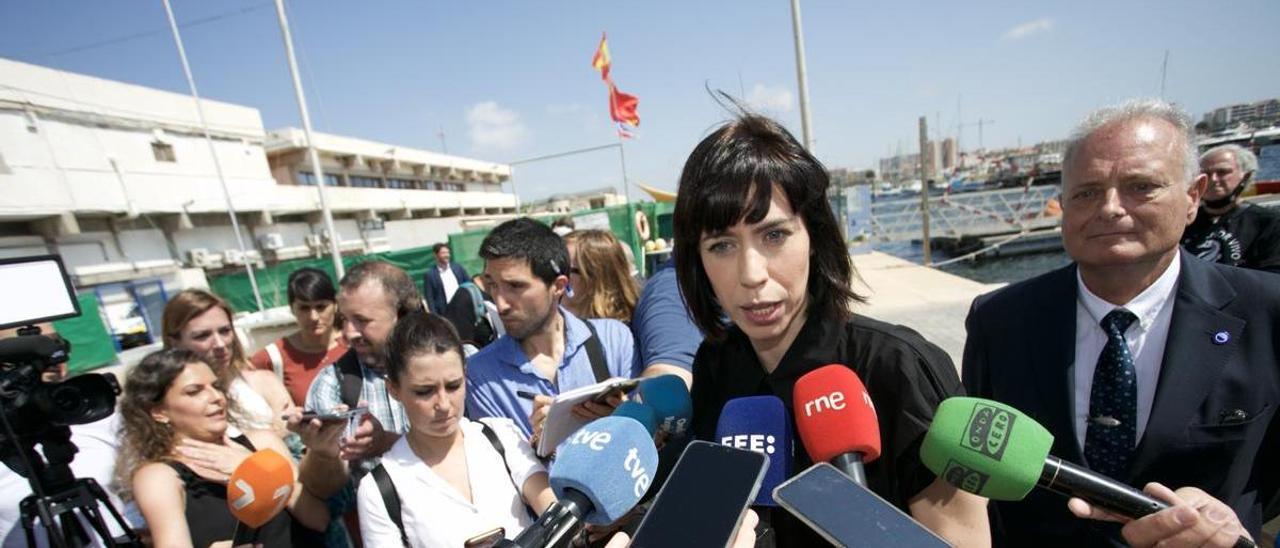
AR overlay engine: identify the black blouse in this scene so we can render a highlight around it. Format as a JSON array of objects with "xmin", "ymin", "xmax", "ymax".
[{"xmin": 690, "ymin": 312, "xmax": 963, "ymax": 546}]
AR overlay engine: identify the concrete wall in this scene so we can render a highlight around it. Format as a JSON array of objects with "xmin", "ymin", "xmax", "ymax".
[{"xmin": 385, "ymin": 217, "xmax": 465, "ymax": 252}]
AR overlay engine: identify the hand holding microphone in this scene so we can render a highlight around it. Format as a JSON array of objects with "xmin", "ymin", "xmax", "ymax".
[
  {"xmin": 1068, "ymin": 483, "xmax": 1254, "ymax": 548},
  {"xmin": 920, "ymin": 397, "xmax": 1256, "ymax": 548}
]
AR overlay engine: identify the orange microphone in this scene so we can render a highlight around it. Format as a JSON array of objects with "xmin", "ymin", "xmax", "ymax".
[{"xmin": 227, "ymin": 449, "xmax": 294, "ymax": 544}]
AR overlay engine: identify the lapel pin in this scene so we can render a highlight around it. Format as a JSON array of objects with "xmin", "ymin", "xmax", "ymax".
[{"xmin": 1213, "ymin": 331, "xmax": 1230, "ymax": 345}]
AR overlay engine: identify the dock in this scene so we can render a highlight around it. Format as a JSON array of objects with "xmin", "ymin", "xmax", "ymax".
[{"xmin": 850, "ymin": 251, "xmax": 1003, "ymax": 371}]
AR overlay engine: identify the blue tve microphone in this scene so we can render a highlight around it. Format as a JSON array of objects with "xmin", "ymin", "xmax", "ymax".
[
  {"xmin": 612, "ymin": 401, "xmax": 659, "ymax": 437},
  {"xmin": 636, "ymin": 375, "xmax": 692, "ymax": 437},
  {"xmin": 511, "ymin": 416, "xmax": 659, "ymax": 547},
  {"xmin": 715, "ymin": 395, "xmax": 793, "ymax": 506}
]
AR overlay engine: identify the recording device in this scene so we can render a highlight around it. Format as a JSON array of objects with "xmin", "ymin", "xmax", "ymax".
[
  {"xmin": 296, "ymin": 406, "xmax": 368, "ymax": 423},
  {"xmin": 611, "ymin": 401, "xmax": 659, "ymax": 437},
  {"xmin": 0, "ymin": 255, "xmax": 138, "ymax": 548},
  {"xmin": 793, "ymin": 364, "xmax": 882, "ymax": 486},
  {"xmin": 920, "ymin": 397, "xmax": 1256, "ymax": 548},
  {"xmin": 227, "ymin": 449, "xmax": 295, "ymax": 545},
  {"xmin": 714, "ymin": 395, "xmax": 792, "ymax": 506},
  {"xmin": 464, "ymin": 526, "xmax": 505, "ymax": 548},
  {"xmin": 635, "ymin": 375, "xmax": 691, "ymax": 436},
  {"xmin": 773, "ymin": 463, "xmax": 949, "ymax": 548},
  {"xmin": 591, "ymin": 378, "xmax": 639, "ymax": 404},
  {"xmin": 509, "ymin": 416, "xmax": 659, "ymax": 547},
  {"xmin": 629, "ymin": 441, "xmax": 767, "ymax": 548}
]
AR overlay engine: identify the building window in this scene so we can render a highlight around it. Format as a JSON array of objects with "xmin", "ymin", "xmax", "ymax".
[
  {"xmin": 442, "ymin": 182, "xmax": 464, "ymax": 192},
  {"xmin": 151, "ymin": 141, "xmax": 176, "ymax": 162},
  {"xmin": 387, "ymin": 178, "xmax": 415, "ymax": 189},
  {"xmin": 349, "ymin": 176, "xmax": 381, "ymax": 188},
  {"xmin": 299, "ymin": 171, "xmax": 339, "ymax": 186}
]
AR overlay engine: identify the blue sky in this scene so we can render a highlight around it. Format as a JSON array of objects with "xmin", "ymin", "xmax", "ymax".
[{"xmin": 2, "ymin": 1, "xmax": 1278, "ymax": 201}]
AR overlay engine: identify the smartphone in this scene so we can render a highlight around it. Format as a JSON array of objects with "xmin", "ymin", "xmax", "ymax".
[
  {"xmin": 773, "ymin": 463, "xmax": 950, "ymax": 548},
  {"xmin": 463, "ymin": 526, "xmax": 505, "ymax": 548},
  {"xmin": 629, "ymin": 441, "xmax": 767, "ymax": 548},
  {"xmin": 592, "ymin": 378, "xmax": 640, "ymax": 404},
  {"xmin": 297, "ymin": 406, "xmax": 369, "ymax": 422}
]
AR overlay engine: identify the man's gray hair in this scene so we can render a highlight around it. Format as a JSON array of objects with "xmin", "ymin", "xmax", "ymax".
[
  {"xmin": 1200, "ymin": 143, "xmax": 1258, "ymax": 176},
  {"xmin": 1063, "ymin": 98, "xmax": 1199, "ymax": 186}
]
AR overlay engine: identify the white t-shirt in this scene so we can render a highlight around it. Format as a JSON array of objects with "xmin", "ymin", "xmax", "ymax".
[
  {"xmin": 0, "ymin": 414, "xmax": 145, "ymax": 548},
  {"xmin": 357, "ymin": 417, "xmax": 545, "ymax": 548}
]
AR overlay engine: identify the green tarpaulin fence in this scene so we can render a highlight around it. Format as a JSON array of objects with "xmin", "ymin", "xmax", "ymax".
[
  {"xmin": 53, "ymin": 294, "xmax": 118, "ymax": 373},
  {"xmin": 209, "ymin": 246, "xmax": 436, "ymax": 313}
]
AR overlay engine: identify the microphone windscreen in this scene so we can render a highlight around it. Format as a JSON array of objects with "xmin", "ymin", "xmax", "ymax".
[
  {"xmin": 714, "ymin": 396, "xmax": 791, "ymax": 506},
  {"xmin": 227, "ymin": 449, "xmax": 294, "ymax": 528},
  {"xmin": 550, "ymin": 416, "xmax": 659, "ymax": 525},
  {"xmin": 919, "ymin": 397, "xmax": 1054, "ymax": 501},
  {"xmin": 636, "ymin": 375, "xmax": 691, "ymax": 436},
  {"xmin": 612, "ymin": 401, "xmax": 659, "ymax": 437},
  {"xmin": 793, "ymin": 364, "xmax": 882, "ymax": 463}
]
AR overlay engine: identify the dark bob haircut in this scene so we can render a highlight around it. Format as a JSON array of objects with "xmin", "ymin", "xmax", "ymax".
[
  {"xmin": 287, "ymin": 267, "xmax": 337, "ymax": 304},
  {"xmin": 478, "ymin": 217, "xmax": 569, "ymax": 286},
  {"xmin": 673, "ymin": 113, "xmax": 863, "ymax": 342},
  {"xmin": 383, "ymin": 310, "xmax": 464, "ymax": 384}
]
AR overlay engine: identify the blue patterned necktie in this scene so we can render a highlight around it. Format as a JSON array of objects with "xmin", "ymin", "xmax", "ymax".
[{"xmin": 1084, "ymin": 309, "xmax": 1139, "ymax": 479}]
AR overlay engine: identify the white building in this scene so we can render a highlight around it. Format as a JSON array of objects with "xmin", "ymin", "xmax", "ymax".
[{"xmin": 0, "ymin": 56, "xmax": 515, "ymax": 279}]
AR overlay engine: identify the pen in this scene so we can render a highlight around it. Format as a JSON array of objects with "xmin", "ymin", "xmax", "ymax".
[{"xmin": 516, "ymin": 390, "xmax": 539, "ymax": 400}]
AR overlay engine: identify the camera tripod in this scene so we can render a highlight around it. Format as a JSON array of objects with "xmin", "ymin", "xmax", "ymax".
[{"xmin": 3, "ymin": 419, "xmax": 141, "ymax": 548}]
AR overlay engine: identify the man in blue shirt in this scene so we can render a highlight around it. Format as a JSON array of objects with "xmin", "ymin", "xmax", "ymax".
[
  {"xmin": 465, "ymin": 218, "xmax": 640, "ymax": 440},
  {"xmin": 630, "ymin": 259, "xmax": 701, "ymax": 388}
]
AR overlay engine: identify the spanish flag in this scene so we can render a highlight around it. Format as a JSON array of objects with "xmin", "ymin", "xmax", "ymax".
[{"xmin": 591, "ymin": 33, "xmax": 611, "ymax": 81}]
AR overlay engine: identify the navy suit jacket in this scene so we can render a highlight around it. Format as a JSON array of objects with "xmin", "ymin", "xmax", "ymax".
[
  {"xmin": 423, "ymin": 261, "xmax": 469, "ymax": 315},
  {"xmin": 962, "ymin": 253, "xmax": 1280, "ymax": 546}
]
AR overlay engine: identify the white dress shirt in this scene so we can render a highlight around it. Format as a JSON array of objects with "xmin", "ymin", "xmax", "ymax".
[
  {"xmin": 439, "ymin": 263, "xmax": 461, "ymax": 305},
  {"xmin": 357, "ymin": 417, "xmax": 545, "ymax": 548},
  {"xmin": 1072, "ymin": 252, "xmax": 1181, "ymax": 450}
]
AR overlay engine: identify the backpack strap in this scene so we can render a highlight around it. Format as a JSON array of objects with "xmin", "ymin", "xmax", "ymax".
[
  {"xmin": 264, "ymin": 341, "xmax": 284, "ymax": 381},
  {"xmin": 336, "ymin": 351, "xmax": 364, "ymax": 409},
  {"xmin": 477, "ymin": 421, "xmax": 537, "ymax": 521},
  {"xmin": 582, "ymin": 320, "xmax": 610, "ymax": 383},
  {"xmin": 371, "ymin": 464, "xmax": 409, "ymax": 548}
]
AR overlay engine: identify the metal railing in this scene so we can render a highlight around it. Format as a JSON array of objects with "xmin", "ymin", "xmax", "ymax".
[{"xmin": 868, "ymin": 185, "xmax": 1062, "ymax": 243}]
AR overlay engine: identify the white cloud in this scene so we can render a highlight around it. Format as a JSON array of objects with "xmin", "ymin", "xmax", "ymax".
[
  {"xmin": 467, "ymin": 101, "xmax": 527, "ymax": 150},
  {"xmin": 1002, "ymin": 17, "xmax": 1053, "ymax": 40},
  {"xmin": 746, "ymin": 84, "xmax": 794, "ymax": 113}
]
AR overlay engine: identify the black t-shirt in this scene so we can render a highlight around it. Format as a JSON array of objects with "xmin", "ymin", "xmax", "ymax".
[
  {"xmin": 690, "ymin": 312, "xmax": 963, "ymax": 547},
  {"xmin": 1181, "ymin": 202, "xmax": 1280, "ymax": 273}
]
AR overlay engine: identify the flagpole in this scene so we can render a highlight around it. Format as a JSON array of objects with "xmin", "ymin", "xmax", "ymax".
[
  {"xmin": 273, "ymin": 0, "xmax": 345, "ymax": 279},
  {"xmin": 161, "ymin": 0, "xmax": 265, "ymax": 313},
  {"xmin": 789, "ymin": 0, "xmax": 814, "ymax": 151},
  {"xmin": 616, "ymin": 132, "xmax": 632, "ymax": 204}
]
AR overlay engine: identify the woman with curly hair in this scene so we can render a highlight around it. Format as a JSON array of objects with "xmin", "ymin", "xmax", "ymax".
[
  {"xmin": 117, "ymin": 349, "xmax": 331, "ymax": 547},
  {"xmin": 562, "ymin": 229, "xmax": 641, "ymax": 323}
]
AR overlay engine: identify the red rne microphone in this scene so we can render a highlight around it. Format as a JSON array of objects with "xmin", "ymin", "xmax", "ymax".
[
  {"xmin": 793, "ymin": 364, "xmax": 881, "ymax": 486},
  {"xmin": 227, "ymin": 449, "xmax": 294, "ymax": 543}
]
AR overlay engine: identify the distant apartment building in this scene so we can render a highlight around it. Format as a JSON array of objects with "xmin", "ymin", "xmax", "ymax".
[
  {"xmin": 0, "ymin": 56, "xmax": 515, "ymax": 284},
  {"xmin": 878, "ymin": 140, "xmax": 940, "ymax": 182},
  {"xmin": 524, "ymin": 186, "xmax": 626, "ymax": 214},
  {"xmin": 1201, "ymin": 97, "xmax": 1280, "ymax": 133}
]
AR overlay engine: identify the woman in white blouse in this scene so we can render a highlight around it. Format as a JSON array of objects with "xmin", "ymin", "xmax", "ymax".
[{"xmin": 357, "ymin": 312, "xmax": 556, "ymax": 547}]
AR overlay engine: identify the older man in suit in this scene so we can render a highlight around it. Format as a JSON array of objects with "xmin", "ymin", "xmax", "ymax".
[
  {"xmin": 963, "ymin": 99, "xmax": 1278, "ymax": 547},
  {"xmin": 423, "ymin": 242, "xmax": 469, "ymax": 315}
]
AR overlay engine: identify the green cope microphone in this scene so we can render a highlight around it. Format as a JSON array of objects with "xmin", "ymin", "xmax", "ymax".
[
  {"xmin": 921, "ymin": 397, "xmax": 1167, "ymax": 516},
  {"xmin": 921, "ymin": 398, "xmax": 1257, "ymax": 548}
]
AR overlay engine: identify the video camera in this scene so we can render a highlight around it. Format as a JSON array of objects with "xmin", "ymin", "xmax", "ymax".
[{"xmin": 0, "ymin": 254, "xmax": 136, "ymax": 548}]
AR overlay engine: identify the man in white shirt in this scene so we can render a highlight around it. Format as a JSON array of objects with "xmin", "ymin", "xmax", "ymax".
[
  {"xmin": 424, "ymin": 243, "xmax": 470, "ymax": 315},
  {"xmin": 963, "ymin": 98, "xmax": 1279, "ymax": 547}
]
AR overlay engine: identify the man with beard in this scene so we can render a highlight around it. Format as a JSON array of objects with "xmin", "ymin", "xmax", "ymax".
[
  {"xmin": 1180, "ymin": 144, "xmax": 1280, "ymax": 273},
  {"xmin": 464, "ymin": 218, "xmax": 639, "ymax": 441},
  {"xmin": 299, "ymin": 261, "xmax": 420, "ymax": 498}
]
